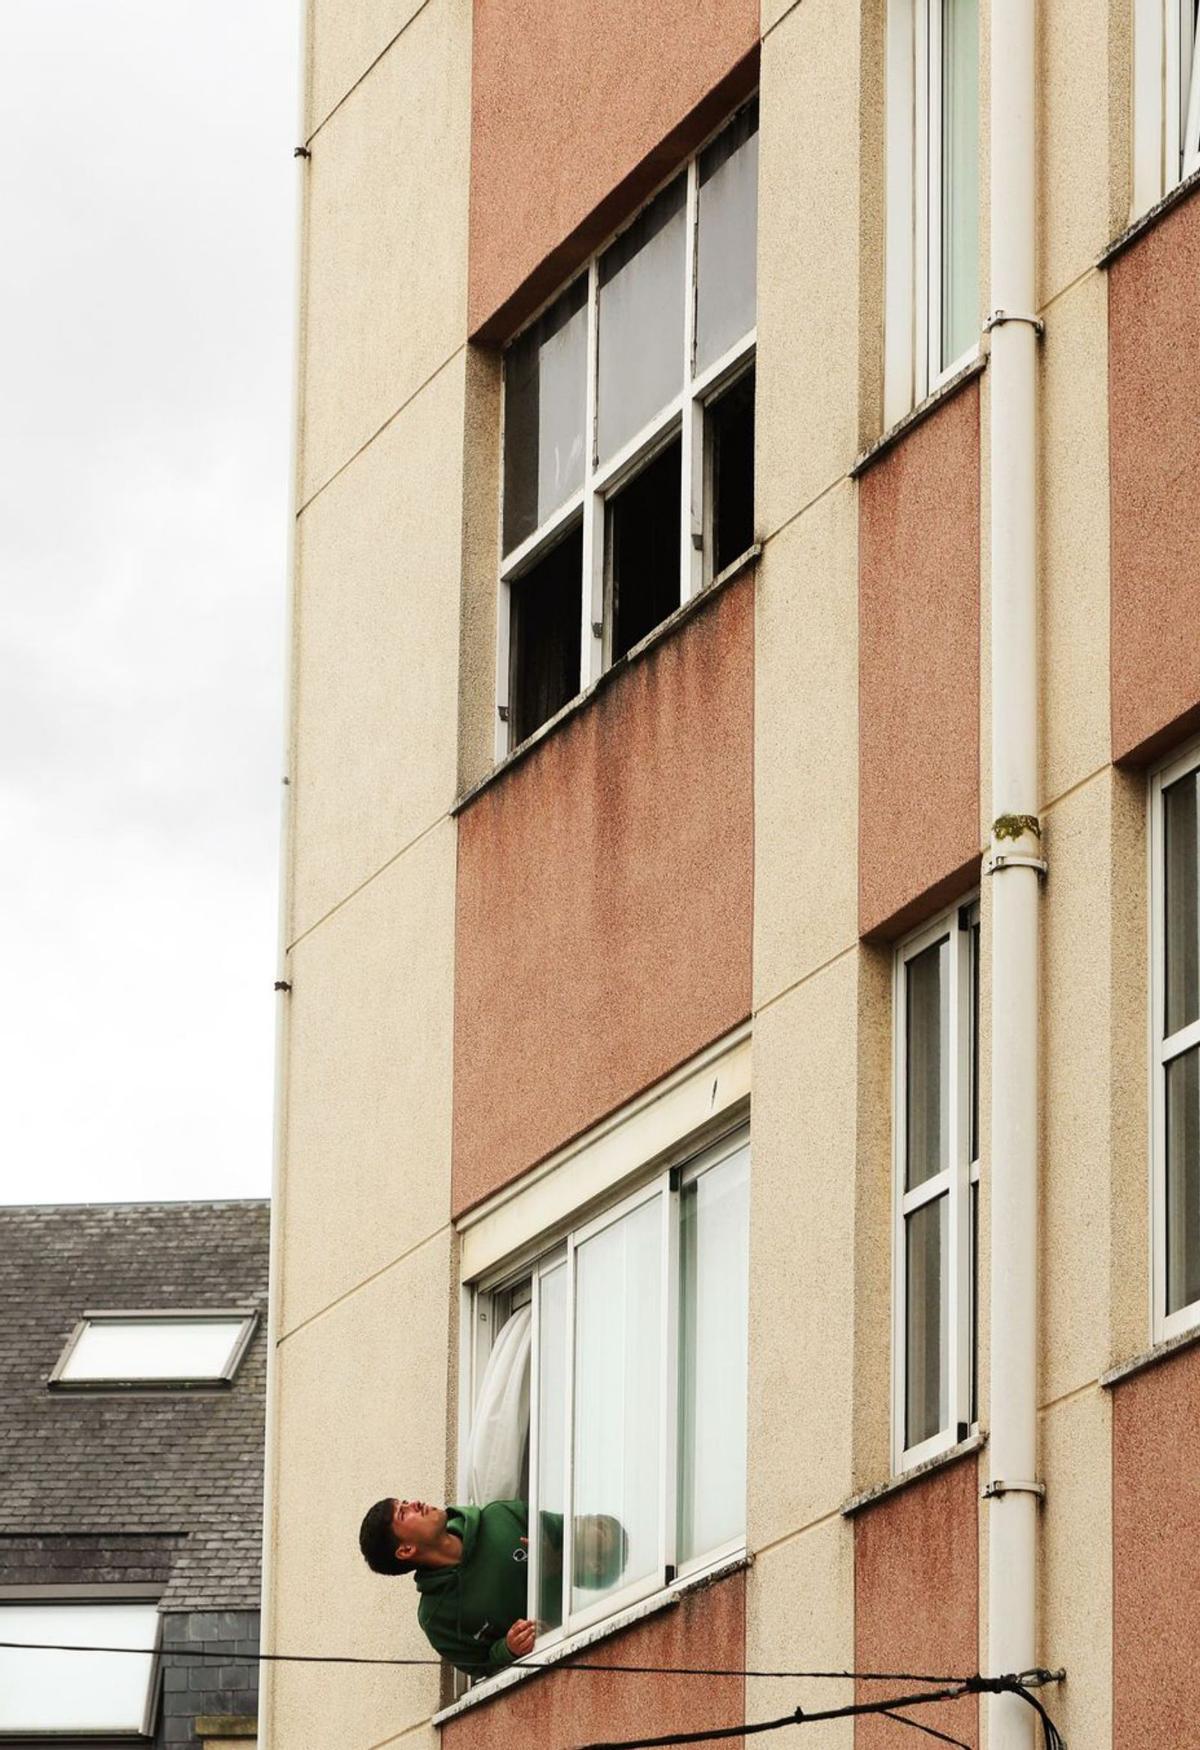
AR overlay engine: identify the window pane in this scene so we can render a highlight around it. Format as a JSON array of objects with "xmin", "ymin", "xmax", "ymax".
[
  {"xmin": 905, "ymin": 1193, "xmax": 949, "ymax": 1448},
  {"xmin": 0, "ymin": 1603, "xmax": 157, "ymax": 1731},
  {"xmin": 906, "ymin": 937, "xmax": 950, "ymax": 1190},
  {"xmin": 970, "ymin": 916, "xmax": 981, "ymax": 1164},
  {"xmin": 1164, "ymin": 769, "xmax": 1200, "ymax": 1037},
  {"xmin": 708, "ymin": 367, "xmax": 755, "ymax": 576},
  {"xmin": 695, "ymin": 103, "xmax": 759, "ymax": 374},
  {"xmin": 61, "ymin": 1318, "xmax": 245, "ymax": 1382},
  {"xmin": 1166, "ymin": 1044, "xmax": 1200, "ymax": 1315},
  {"xmin": 940, "ymin": 0, "xmax": 979, "ymax": 368},
  {"xmin": 609, "ymin": 437, "xmax": 681, "ymax": 661},
  {"xmin": 678, "ymin": 1144, "xmax": 749, "ymax": 1565},
  {"xmin": 503, "ymin": 278, "xmax": 588, "ymax": 555},
  {"xmin": 597, "ymin": 177, "xmax": 686, "ymax": 461},
  {"xmin": 535, "ymin": 1264, "xmax": 567, "ymax": 1633},
  {"xmin": 572, "ymin": 1197, "xmax": 661, "ymax": 1614},
  {"xmin": 509, "ymin": 526, "xmax": 583, "ymax": 746}
]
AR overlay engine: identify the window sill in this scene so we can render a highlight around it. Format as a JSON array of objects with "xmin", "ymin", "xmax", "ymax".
[
  {"xmin": 1100, "ymin": 1320, "xmax": 1200, "ymax": 1389},
  {"xmin": 430, "ymin": 1550, "xmax": 751, "ymax": 1728},
  {"xmin": 849, "ymin": 354, "xmax": 987, "ymax": 481},
  {"xmin": 1098, "ymin": 162, "xmax": 1200, "ymax": 268},
  {"xmin": 454, "ymin": 545, "xmax": 762, "ymax": 818},
  {"xmin": 839, "ymin": 1430, "xmax": 987, "ymax": 1518}
]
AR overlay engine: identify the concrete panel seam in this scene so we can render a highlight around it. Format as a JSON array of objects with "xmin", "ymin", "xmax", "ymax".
[
  {"xmin": 1035, "ymin": 260, "xmax": 1100, "ymax": 322},
  {"xmin": 761, "ymin": 0, "xmax": 805, "ymax": 45},
  {"xmin": 276, "ymin": 1221, "xmax": 450, "ymax": 1345},
  {"xmin": 1038, "ymin": 759, "xmax": 1111, "ymax": 822},
  {"xmin": 297, "ymin": 344, "xmax": 466, "ymax": 519},
  {"xmin": 1037, "ymin": 1378, "xmax": 1102, "ymax": 1415},
  {"xmin": 760, "ymin": 468, "xmax": 849, "ymax": 553},
  {"xmin": 287, "ymin": 811, "xmax": 449, "ymax": 953},
  {"xmin": 305, "ymin": 0, "xmax": 437, "ymax": 149},
  {"xmin": 752, "ymin": 941, "xmax": 858, "ymax": 1022},
  {"xmin": 749, "ymin": 1502, "xmax": 847, "ymax": 1561}
]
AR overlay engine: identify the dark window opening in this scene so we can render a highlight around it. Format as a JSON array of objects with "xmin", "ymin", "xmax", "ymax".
[
  {"xmin": 509, "ymin": 527, "xmax": 582, "ymax": 746},
  {"xmin": 608, "ymin": 438, "xmax": 682, "ymax": 662},
  {"xmin": 708, "ymin": 366, "xmax": 755, "ymax": 577}
]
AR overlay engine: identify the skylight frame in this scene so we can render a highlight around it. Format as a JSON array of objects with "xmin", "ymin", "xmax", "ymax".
[{"xmin": 48, "ymin": 1308, "xmax": 257, "ymax": 1391}]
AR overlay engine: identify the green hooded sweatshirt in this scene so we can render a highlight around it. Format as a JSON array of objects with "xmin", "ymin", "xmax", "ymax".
[{"xmin": 413, "ymin": 1501, "xmax": 537, "ymax": 1677}]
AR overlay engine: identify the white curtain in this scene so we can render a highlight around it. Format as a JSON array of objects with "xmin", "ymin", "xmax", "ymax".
[{"xmin": 465, "ymin": 1304, "xmax": 532, "ymax": 1506}]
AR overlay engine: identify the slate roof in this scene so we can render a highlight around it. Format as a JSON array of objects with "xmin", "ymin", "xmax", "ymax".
[{"xmin": 0, "ymin": 1199, "xmax": 269, "ymax": 1611}]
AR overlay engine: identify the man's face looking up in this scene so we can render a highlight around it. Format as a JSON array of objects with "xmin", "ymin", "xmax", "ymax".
[{"xmin": 389, "ymin": 1499, "xmax": 448, "ymax": 1565}]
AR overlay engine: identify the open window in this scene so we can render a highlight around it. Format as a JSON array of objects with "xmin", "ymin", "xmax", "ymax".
[
  {"xmin": 49, "ymin": 1310, "xmax": 256, "ymax": 1388},
  {"xmin": 497, "ymin": 101, "xmax": 758, "ymax": 754},
  {"xmin": 0, "ymin": 1597, "xmax": 161, "ymax": 1737},
  {"xmin": 1134, "ymin": 0, "xmax": 1200, "ymax": 215},
  {"xmin": 884, "ymin": 0, "xmax": 980, "ymax": 424},
  {"xmin": 466, "ymin": 1128, "xmax": 750, "ymax": 1650},
  {"xmin": 893, "ymin": 901, "xmax": 980, "ymax": 1470}
]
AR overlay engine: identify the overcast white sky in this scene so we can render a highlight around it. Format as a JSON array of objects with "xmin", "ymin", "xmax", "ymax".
[{"xmin": 0, "ymin": 2, "xmax": 299, "ymax": 1204}]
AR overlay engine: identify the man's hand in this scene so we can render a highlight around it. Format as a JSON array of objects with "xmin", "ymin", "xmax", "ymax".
[{"xmin": 505, "ymin": 1618, "xmax": 537, "ymax": 1658}]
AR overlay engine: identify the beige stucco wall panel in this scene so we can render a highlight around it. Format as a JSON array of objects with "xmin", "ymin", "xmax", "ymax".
[
  {"xmin": 754, "ymin": 485, "xmax": 858, "ymax": 1008},
  {"xmin": 1108, "ymin": 767, "xmax": 1149, "ymax": 1363},
  {"xmin": 1041, "ymin": 773, "xmax": 1115, "ymax": 1403},
  {"xmin": 307, "ymin": 0, "xmax": 430, "ymax": 136},
  {"xmin": 748, "ymin": 954, "xmax": 858, "ymax": 1548},
  {"xmin": 1038, "ymin": 0, "xmax": 1115, "ymax": 304},
  {"xmin": 756, "ymin": 0, "xmax": 860, "ymax": 537},
  {"xmin": 1041, "ymin": 273, "xmax": 1109, "ymax": 807},
  {"xmin": 291, "ymin": 360, "xmax": 464, "ymax": 937},
  {"xmin": 1039, "ymin": 1388, "xmax": 1112, "ymax": 1748},
  {"xmin": 268, "ymin": 1232, "xmax": 450, "ymax": 1749},
  {"xmin": 300, "ymin": 0, "xmax": 469, "ymax": 502},
  {"xmin": 280, "ymin": 821, "xmax": 455, "ymax": 1336},
  {"xmin": 745, "ymin": 1519, "xmax": 853, "ymax": 1743}
]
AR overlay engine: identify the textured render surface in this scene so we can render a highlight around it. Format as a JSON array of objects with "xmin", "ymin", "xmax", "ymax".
[
  {"xmin": 467, "ymin": 0, "xmax": 758, "ymax": 339},
  {"xmin": 442, "ymin": 1575, "xmax": 745, "ymax": 1749},
  {"xmin": 280, "ymin": 822, "xmax": 455, "ymax": 1336},
  {"xmin": 267, "ymin": 1233, "xmax": 450, "ymax": 1749},
  {"xmin": 1112, "ymin": 1342, "xmax": 1200, "ymax": 1746},
  {"xmin": 858, "ymin": 381, "xmax": 981, "ymax": 938},
  {"xmin": 456, "ymin": 347, "xmax": 503, "ymax": 798},
  {"xmin": 1109, "ymin": 189, "xmax": 1200, "ymax": 763},
  {"xmin": 753, "ymin": 484, "xmax": 858, "ymax": 1007},
  {"xmin": 291, "ymin": 362, "xmax": 465, "ymax": 937},
  {"xmin": 756, "ymin": 0, "xmax": 861, "ymax": 536},
  {"xmin": 1040, "ymin": 274, "xmax": 1110, "ymax": 806},
  {"xmin": 745, "ymin": 1518, "xmax": 853, "ymax": 1741},
  {"xmin": 299, "ymin": 0, "xmax": 469, "ymax": 502},
  {"xmin": 1038, "ymin": 0, "xmax": 1119, "ymax": 304},
  {"xmin": 747, "ymin": 954, "xmax": 858, "ymax": 1547},
  {"xmin": 1039, "ymin": 1391, "xmax": 1112, "ymax": 1749},
  {"xmin": 452, "ymin": 575, "xmax": 754, "ymax": 1214},
  {"xmin": 853, "ymin": 1456, "xmax": 980, "ymax": 1748},
  {"xmin": 1107, "ymin": 768, "xmax": 1150, "ymax": 1362},
  {"xmin": 1040, "ymin": 775, "xmax": 1118, "ymax": 1402},
  {"xmin": 306, "ymin": 0, "xmax": 429, "ymax": 135}
]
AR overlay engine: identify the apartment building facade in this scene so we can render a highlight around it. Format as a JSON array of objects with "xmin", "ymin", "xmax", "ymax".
[{"xmin": 261, "ymin": 1, "xmax": 1200, "ymax": 1745}]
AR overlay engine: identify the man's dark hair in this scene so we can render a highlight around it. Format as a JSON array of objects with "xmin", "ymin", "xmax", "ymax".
[{"xmin": 359, "ymin": 1498, "xmax": 414, "ymax": 1577}]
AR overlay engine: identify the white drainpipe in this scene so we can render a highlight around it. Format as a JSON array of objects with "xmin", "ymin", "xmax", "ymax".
[{"xmin": 985, "ymin": 0, "xmax": 1042, "ymax": 1743}]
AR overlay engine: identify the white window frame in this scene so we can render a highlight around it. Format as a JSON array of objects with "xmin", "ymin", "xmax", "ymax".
[
  {"xmin": 884, "ymin": 0, "xmax": 980, "ymax": 428},
  {"xmin": 892, "ymin": 900, "xmax": 979, "ymax": 1472},
  {"xmin": 1149, "ymin": 736, "xmax": 1200, "ymax": 1344},
  {"xmin": 0, "ymin": 1592, "xmax": 162, "ymax": 1739},
  {"xmin": 494, "ymin": 103, "xmax": 758, "ymax": 760},
  {"xmin": 48, "ymin": 1309, "xmax": 257, "ymax": 1389},
  {"xmin": 466, "ymin": 1124, "xmax": 749, "ymax": 1656},
  {"xmin": 1133, "ymin": 0, "xmax": 1200, "ymax": 216}
]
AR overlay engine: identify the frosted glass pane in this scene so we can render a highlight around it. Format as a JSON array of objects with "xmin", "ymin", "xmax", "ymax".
[
  {"xmin": 0, "ymin": 1603, "xmax": 157, "ymax": 1731},
  {"xmin": 905, "ymin": 1194, "xmax": 949, "ymax": 1448},
  {"xmin": 597, "ymin": 178, "xmax": 686, "ymax": 461},
  {"xmin": 62, "ymin": 1317, "xmax": 245, "ymax": 1380},
  {"xmin": 572, "ymin": 1197, "xmax": 662, "ymax": 1613},
  {"xmin": 677, "ymin": 1145, "xmax": 749, "ymax": 1564},
  {"xmin": 906, "ymin": 937, "xmax": 950, "ymax": 1190},
  {"xmin": 940, "ymin": 0, "xmax": 979, "ymax": 368},
  {"xmin": 1166, "ymin": 1046, "xmax": 1200, "ymax": 1315},
  {"xmin": 695, "ymin": 104, "xmax": 758, "ymax": 373},
  {"xmin": 535, "ymin": 1264, "xmax": 567, "ymax": 1632},
  {"xmin": 1164, "ymin": 770, "xmax": 1200, "ymax": 1036},
  {"xmin": 503, "ymin": 278, "xmax": 588, "ymax": 554}
]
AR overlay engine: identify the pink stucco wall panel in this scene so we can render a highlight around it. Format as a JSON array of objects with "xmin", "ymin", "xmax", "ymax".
[
  {"xmin": 469, "ymin": 0, "xmax": 759, "ymax": 341},
  {"xmin": 858, "ymin": 382, "xmax": 982, "ymax": 939},
  {"xmin": 1109, "ymin": 190, "xmax": 1200, "ymax": 765},
  {"xmin": 853, "ymin": 1453, "xmax": 980, "ymax": 1748},
  {"xmin": 1112, "ymin": 1342, "xmax": 1200, "ymax": 1746},
  {"xmin": 452, "ymin": 575, "xmax": 754, "ymax": 1215}
]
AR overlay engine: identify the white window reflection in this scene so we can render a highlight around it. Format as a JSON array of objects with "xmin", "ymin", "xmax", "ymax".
[
  {"xmin": 0, "ymin": 1602, "xmax": 159, "ymax": 1734},
  {"xmin": 57, "ymin": 1315, "xmax": 251, "ymax": 1383}
]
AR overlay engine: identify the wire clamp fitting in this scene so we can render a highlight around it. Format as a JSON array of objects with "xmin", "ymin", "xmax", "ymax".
[
  {"xmin": 983, "ymin": 850, "xmax": 1048, "ymax": 878},
  {"xmin": 984, "ymin": 308, "xmax": 1045, "ymax": 338},
  {"xmin": 982, "ymin": 1477, "xmax": 1046, "ymax": 1501}
]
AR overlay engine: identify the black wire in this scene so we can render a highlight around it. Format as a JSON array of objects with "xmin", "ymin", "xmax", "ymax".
[{"xmin": 878, "ymin": 1710, "xmax": 971, "ymax": 1748}]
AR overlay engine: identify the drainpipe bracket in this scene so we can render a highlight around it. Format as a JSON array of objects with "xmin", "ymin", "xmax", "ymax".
[
  {"xmin": 983, "ymin": 851, "xmax": 1048, "ymax": 879},
  {"xmin": 983, "ymin": 308, "xmax": 1045, "ymax": 338},
  {"xmin": 981, "ymin": 1477, "xmax": 1046, "ymax": 1501}
]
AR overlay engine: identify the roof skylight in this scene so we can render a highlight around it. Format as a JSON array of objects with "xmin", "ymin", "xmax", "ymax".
[{"xmin": 50, "ymin": 1311, "xmax": 255, "ymax": 1388}]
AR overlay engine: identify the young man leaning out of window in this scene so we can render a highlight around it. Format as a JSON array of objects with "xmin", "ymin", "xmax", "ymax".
[{"xmin": 358, "ymin": 1497, "xmax": 627, "ymax": 1678}]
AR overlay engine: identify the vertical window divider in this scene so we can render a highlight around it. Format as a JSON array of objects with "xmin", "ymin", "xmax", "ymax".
[
  {"xmin": 925, "ymin": 0, "xmax": 945, "ymax": 387},
  {"xmin": 949, "ymin": 906, "xmax": 972, "ymax": 1438},
  {"xmin": 561, "ymin": 1237, "xmax": 579, "ymax": 1630},
  {"xmin": 581, "ymin": 257, "xmax": 603, "ymax": 689},
  {"xmin": 527, "ymin": 1267, "xmax": 544, "ymax": 1647},
  {"xmin": 681, "ymin": 160, "xmax": 703, "ymax": 604},
  {"xmin": 1149, "ymin": 764, "xmax": 1168, "ymax": 1342},
  {"xmin": 913, "ymin": 0, "xmax": 932, "ymax": 401},
  {"xmin": 660, "ymin": 1178, "xmax": 681, "ymax": 1584}
]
